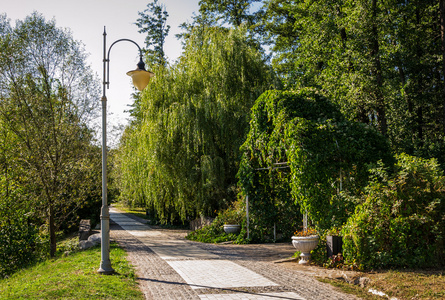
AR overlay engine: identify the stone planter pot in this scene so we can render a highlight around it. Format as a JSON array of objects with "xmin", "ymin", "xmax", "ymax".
[
  {"xmin": 326, "ymin": 235, "xmax": 343, "ymax": 257},
  {"xmin": 223, "ymin": 224, "xmax": 241, "ymax": 234},
  {"xmin": 291, "ymin": 235, "xmax": 319, "ymax": 264}
]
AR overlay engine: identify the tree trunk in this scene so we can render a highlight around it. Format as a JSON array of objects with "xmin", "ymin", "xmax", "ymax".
[
  {"xmin": 415, "ymin": 4, "xmax": 424, "ymax": 146},
  {"xmin": 49, "ymin": 202, "xmax": 56, "ymax": 257},
  {"xmin": 440, "ymin": 0, "xmax": 445, "ymax": 134},
  {"xmin": 370, "ymin": 0, "xmax": 387, "ymax": 136},
  {"xmin": 417, "ymin": 106, "xmax": 424, "ymax": 142}
]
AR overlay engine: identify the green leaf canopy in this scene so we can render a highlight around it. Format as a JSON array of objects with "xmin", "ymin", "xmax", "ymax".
[
  {"xmin": 238, "ymin": 88, "xmax": 392, "ymax": 231},
  {"xmin": 115, "ymin": 25, "xmax": 274, "ymax": 222}
]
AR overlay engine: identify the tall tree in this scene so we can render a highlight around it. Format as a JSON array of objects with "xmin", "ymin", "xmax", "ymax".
[
  {"xmin": 198, "ymin": 0, "xmax": 261, "ymax": 27},
  {"xmin": 441, "ymin": 0, "xmax": 445, "ymax": 132},
  {"xmin": 135, "ymin": 0, "xmax": 170, "ymax": 65},
  {"xmin": 116, "ymin": 25, "xmax": 274, "ymax": 222},
  {"xmin": 0, "ymin": 12, "xmax": 101, "ymax": 257},
  {"xmin": 261, "ymin": 0, "xmax": 445, "ymax": 163}
]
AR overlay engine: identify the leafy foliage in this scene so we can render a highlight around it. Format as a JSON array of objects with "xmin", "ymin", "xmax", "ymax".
[
  {"xmin": 238, "ymin": 88, "xmax": 391, "ymax": 241},
  {"xmin": 186, "ymin": 199, "xmax": 249, "ymax": 244},
  {"xmin": 135, "ymin": 0, "xmax": 170, "ymax": 65},
  {"xmin": 198, "ymin": 0, "xmax": 261, "ymax": 27},
  {"xmin": 323, "ymin": 253, "xmax": 345, "ymax": 269},
  {"xmin": 0, "ymin": 13, "xmax": 101, "ymax": 257},
  {"xmin": 342, "ymin": 153, "xmax": 445, "ymax": 269},
  {"xmin": 186, "ymin": 223, "xmax": 248, "ymax": 244},
  {"xmin": 115, "ymin": 25, "xmax": 274, "ymax": 223},
  {"xmin": 260, "ymin": 0, "xmax": 445, "ymax": 166},
  {"xmin": 286, "ymin": 116, "xmax": 392, "ymax": 229},
  {"xmin": 0, "ymin": 177, "xmax": 46, "ymax": 278}
]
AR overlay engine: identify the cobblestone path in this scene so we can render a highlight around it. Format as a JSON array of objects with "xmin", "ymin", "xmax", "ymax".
[{"xmin": 110, "ymin": 208, "xmax": 358, "ymax": 300}]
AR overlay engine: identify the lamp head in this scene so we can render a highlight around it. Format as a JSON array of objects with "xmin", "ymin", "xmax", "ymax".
[{"xmin": 126, "ymin": 58, "xmax": 154, "ymax": 91}]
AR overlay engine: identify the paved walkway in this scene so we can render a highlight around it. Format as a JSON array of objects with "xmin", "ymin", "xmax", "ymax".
[{"xmin": 109, "ymin": 208, "xmax": 358, "ymax": 300}]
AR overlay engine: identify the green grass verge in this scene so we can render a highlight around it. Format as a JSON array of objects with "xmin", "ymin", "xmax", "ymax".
[
  {"xmin": 112, "ymin": 202, "xmax": 189, "ymax": 229},
  {"xmin": 318, "ymin": 269, "xmax": 445, "ymax": 300},
  {"xmin": 318, "ymin": 278, "xmax": 382, "ymax": 300},
  {"xmin": 369, "ymin": 269, "xmax": 445, "ymax": 299},
  {"xmin": 0, "ymin": 242, "xmax": 143, "ymax": 300},
  {"xmin": 112, "ymin": 203, "xmax": 149, "ymax": 221}
]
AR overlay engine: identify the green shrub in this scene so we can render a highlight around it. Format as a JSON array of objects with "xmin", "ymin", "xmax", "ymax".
[
  {"xmin": 310, "ymin": 232, "xmax": 328, "ymax": 265},
  {"xmin": 186, "ymin": 202, "xmax": 249, "ymax": 244},
  {"xmin": 0, "ymin": 212, "xmax": 43, "ymax": 278},
  {"xmin": 186, "ymin": 223, "xmax": 247, "ymax": 244},
  {"xmin": 342, "ymin": 153, "xmax": 445, "ymax": 269},
  {"xmin": 0, "ymin": 179, "xmax": 46, "ymax": 278},
  {"xmin": 238, "ymin": 88, "xmax": 391, "ymax": 239}
]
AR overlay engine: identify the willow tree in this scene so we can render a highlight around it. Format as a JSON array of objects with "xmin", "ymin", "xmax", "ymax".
[{"xmin": 116, "ymin": 25, "xmax": 274, "ymax": 222}]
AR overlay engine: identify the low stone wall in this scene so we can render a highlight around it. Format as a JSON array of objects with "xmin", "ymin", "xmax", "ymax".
[
  {"xmin": 78, "ymin": 219, "xmax": 91, "ymax": 241},
  {"xmin": 190, "ymin": 216, "xmax": 215, "ymax": 231}
]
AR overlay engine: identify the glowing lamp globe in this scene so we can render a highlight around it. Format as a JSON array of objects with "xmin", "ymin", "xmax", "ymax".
[{"xmin": 126, "ymin": 60, "xmax": 154, "ymax": 91}]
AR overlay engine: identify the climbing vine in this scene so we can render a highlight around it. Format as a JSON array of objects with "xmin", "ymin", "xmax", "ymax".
[{"xmin": 238, "ymin": 88, "xmax": 392, "ymax": 236}]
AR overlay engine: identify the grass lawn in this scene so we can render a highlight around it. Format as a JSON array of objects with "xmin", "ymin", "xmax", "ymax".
[
  {"xmin": 113, "ymin": 203, "xmax": 148, "ymax": 221},
  {"xmin": 318, "ymin": 278, "xmax": 383, "ymax": 300},
  {"xmin": 368, "ymin": 269, "xmax": 445, "ymax": 299},
  {"xmin": 0, "ymin": 242, "xmax": 143, "ymax": 300},
  {"xmin": 319, "ymin": 269, "xmax": 444, "ymax": 300}
]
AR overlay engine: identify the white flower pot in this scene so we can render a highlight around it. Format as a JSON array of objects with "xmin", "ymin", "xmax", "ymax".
[
  {"xmin": 291, "ymin": 235, "xmax": 319, "ymax": 264},
  {"xmin": 223, "ymin": 224, "xmax": 241, "ymax": 234}
]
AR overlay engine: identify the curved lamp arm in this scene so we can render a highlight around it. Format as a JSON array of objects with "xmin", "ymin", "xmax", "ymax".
[{"xmin": 102, "ymin": 27, "xmax": 154, "ymax": 94}]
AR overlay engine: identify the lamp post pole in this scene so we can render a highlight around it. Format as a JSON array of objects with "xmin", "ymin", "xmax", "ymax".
[{"xmin": 98, "ymin": 27, "xmax": 153, "ymax": 275}]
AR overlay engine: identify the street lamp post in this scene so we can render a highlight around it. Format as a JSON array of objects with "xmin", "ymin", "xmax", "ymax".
[{"xmin": 98, "ymin": 27, "xmax": 153, "ymax": 275}]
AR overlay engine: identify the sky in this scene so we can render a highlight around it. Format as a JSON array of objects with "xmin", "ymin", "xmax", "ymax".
[{"xmin": 1, "ymin": 0, "xmax": 200, "ymax": 143}]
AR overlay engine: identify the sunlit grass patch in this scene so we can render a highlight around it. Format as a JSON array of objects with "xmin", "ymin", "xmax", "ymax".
[
  {"xmin": 112, "ymin": 203, "xmax": 148, "ymax": 220},
  {"xmin": 0, "ymin": 242, "xmax": 143, "ymax": 300},
  {"xmin": 319, "ymin": 269, "xmax": 445, "ymax": 300},
  {"xmin": 370, "ymin": 269, "xmax": 445, "ymax": 299}
]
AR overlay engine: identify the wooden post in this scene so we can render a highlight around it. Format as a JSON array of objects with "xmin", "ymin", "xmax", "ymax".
[
  {"xmin": 273, "ymin": 223, "xmax": 276, "ymax": 242},
  {"xmin": 303, "ymin": 211, "xmax": 308, "ymax": 233},
  {"xmin": 246, "ymin": 195, "xmax": 249, "ymax": 239}
]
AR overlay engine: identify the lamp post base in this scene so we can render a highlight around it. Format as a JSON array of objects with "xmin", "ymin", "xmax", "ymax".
[
  {"xmin": 98, "ymin": 205, "xmax": 114, "ymax": 275},
  {"xmin": 98, "ymin": 264, "xmax": 114, "ymax": 275}
]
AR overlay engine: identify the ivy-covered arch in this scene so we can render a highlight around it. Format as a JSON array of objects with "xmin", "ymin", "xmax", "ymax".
[{"xmin": 238, "ymin": 88, "xmax": 392, "ymax": 238}]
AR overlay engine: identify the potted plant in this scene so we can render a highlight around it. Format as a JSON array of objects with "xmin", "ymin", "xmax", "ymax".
[
  {"xmin": 223, "ymin": 224, "xmax": 241, "ymax": 234},
  {"xmin": 326, "ymin": 227, "xmax": 343, "ymax": 258},
  {"xmin": 222, "ymin": 208, "xmax": 242, "ymax": 234},
  {"xmin": 291, "ymin": 228, "xmax": 319, "ymax": 264}
]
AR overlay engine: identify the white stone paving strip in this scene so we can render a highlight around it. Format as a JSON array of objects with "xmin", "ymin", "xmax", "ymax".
[
  {"xmin": 110, "ymin": 208, "xmax": 305, "ymax": 300},
  {"xmin": 111, "ymin": 209, "xmax": 219, "ymax": 260},
  {"xmin": 198, "ymin": 293, "xmax": 305, "ymax": 300},
  {"xmin": 166, "ymin": 260, "xmax": 278, "ymax": 289}
]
